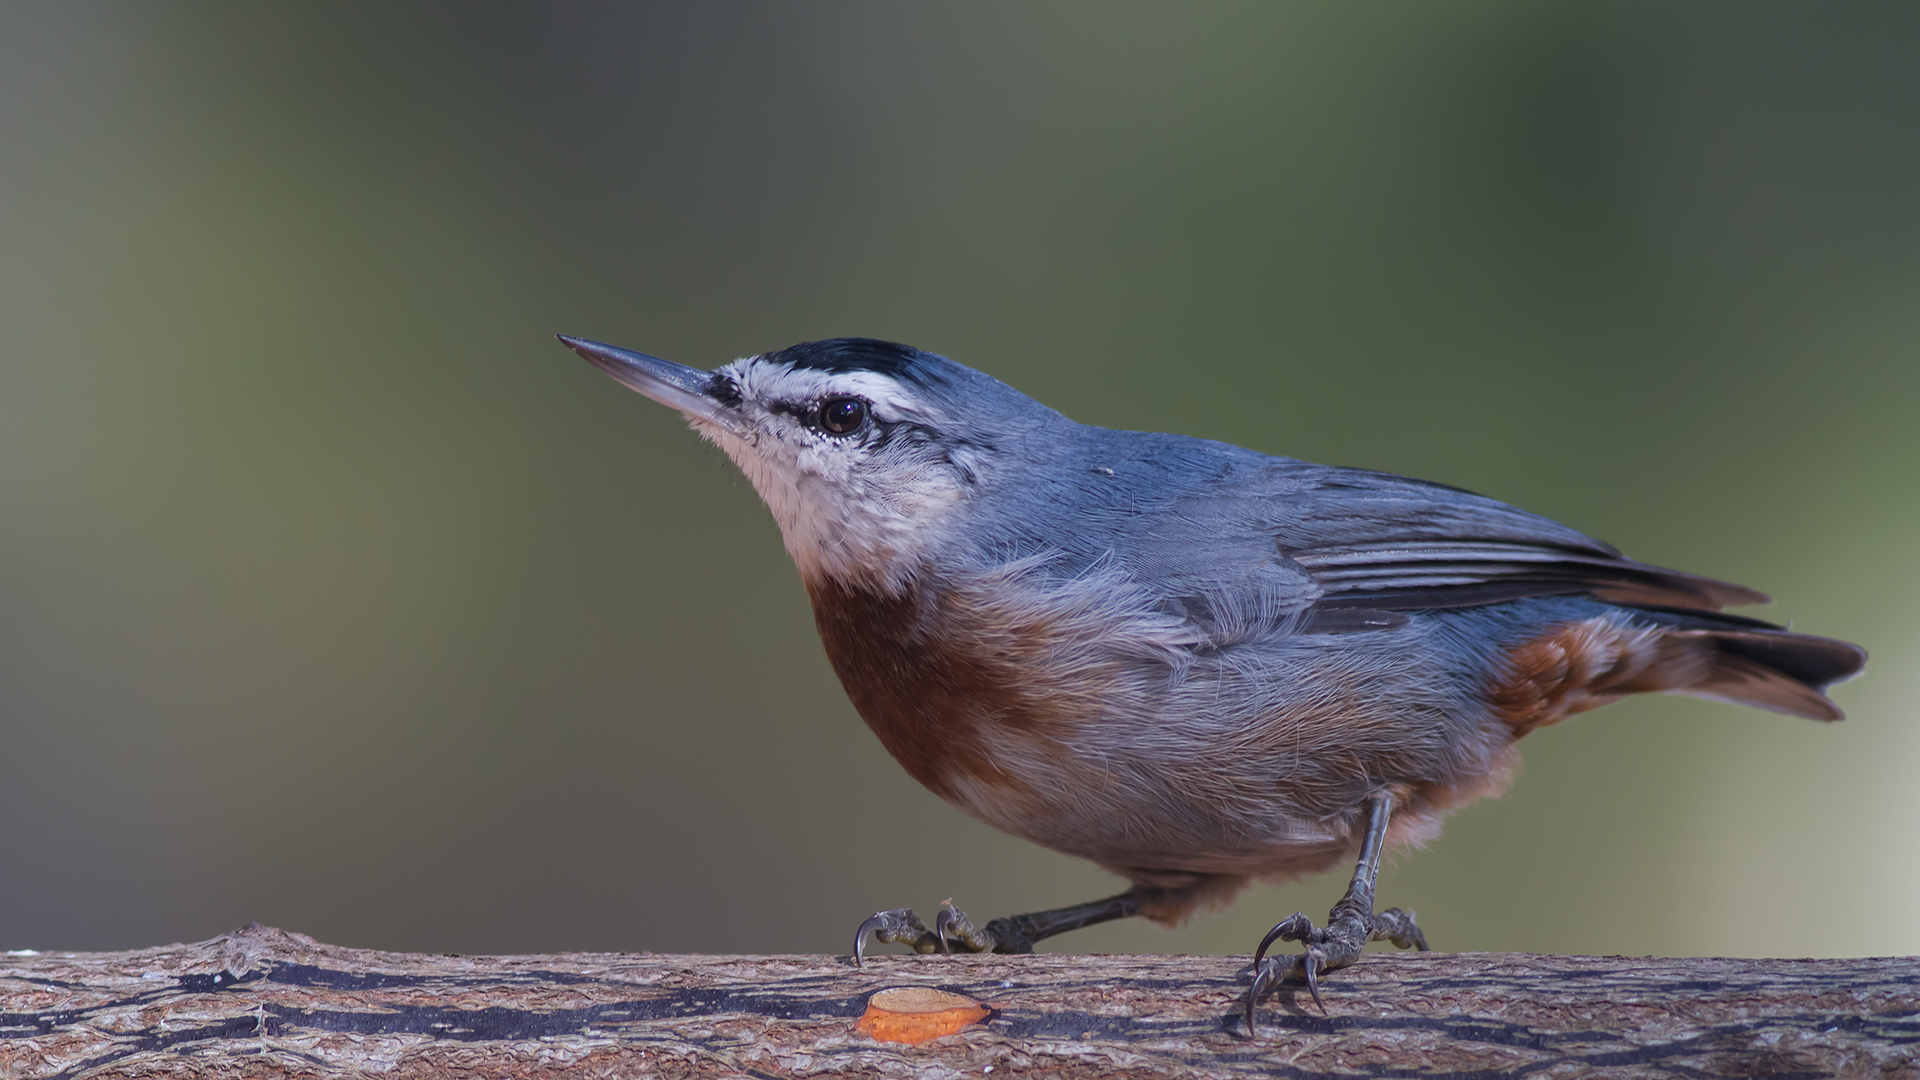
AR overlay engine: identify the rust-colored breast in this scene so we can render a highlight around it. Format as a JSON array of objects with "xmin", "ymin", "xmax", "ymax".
[{"xmin": 806, "ymin": 576, "xmax": 1052, "ymax": 801}]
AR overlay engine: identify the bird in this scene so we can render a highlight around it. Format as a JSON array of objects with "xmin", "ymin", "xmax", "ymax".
[{"xmin": 557, "ymin": 333, "xmax": 1865, "ymax": 1027}]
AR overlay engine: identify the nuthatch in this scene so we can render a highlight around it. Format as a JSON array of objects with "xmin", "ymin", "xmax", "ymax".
[{"xmin": 559, "ymin": 334, "xmax": 1865, "ymax": 1026}]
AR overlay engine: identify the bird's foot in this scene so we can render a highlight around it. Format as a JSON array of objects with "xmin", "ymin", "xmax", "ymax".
[
  {"xmin": 1245, "ymin": 905, "xmax": 1426, "ymax": 1023},
  {"xmin": 1243, "ymin": 792, "xmax": 1428, "ymax": 1031},
  {"xmin": 851, "ymin": 888, "xmax": 1144, "ymax": 963},
  {"xmin": 852, "ymin": 908, "xmax": 937, "ymax": 962},
  {"xmin": 853, "ymin": 900, "xmax": 999, "ymax": 964}
]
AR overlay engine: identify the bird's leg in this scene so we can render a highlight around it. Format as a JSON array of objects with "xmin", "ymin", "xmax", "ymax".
[
  {"xmin": 1245, "ymin": 792, "xmax": 1428, "ymax": 1027},
  {"xmin": 853, "ymin": 890, "xmax": 1143, "ymax": 964},
  {"xmin": 977, "ymin": 890, "xmax": 1143, "ymax": 954}
]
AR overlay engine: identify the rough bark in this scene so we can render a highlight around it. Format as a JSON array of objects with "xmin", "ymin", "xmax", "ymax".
[{"xmin": 2, "ymin": 923, "xmax": 1915, "ymax": 1078}]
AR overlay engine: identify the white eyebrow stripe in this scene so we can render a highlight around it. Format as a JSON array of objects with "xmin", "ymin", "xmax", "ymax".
[{"xmin": 722, "ymin": 360, "xmax": 936, "ymax": 422}]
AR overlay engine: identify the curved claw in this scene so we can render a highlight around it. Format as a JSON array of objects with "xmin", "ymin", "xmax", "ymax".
[
  {"xmin": 934, "ymin": 904, "xmax": 959, "ymax": 955},
  {"xmin": 853, "ymin": 911, "xmax": 889, "ymax": 967},
  {"xmin": 1300, "ymin": 948, "xmax": 1326, "ymax": 1014},
  {"xmin": 1244, "ymin": 958, "xmax": 1280, "ymax": 1036},
  {"xmin": 853, "ymin": 908, "xmax": 924, "ymax": 967},
  {"xmin": 1252, "ymin": 912, "xmax": 1312, "ymax": 973},
  {"xmin": 1251, "ymin": 923, "xmax": 1287, "ymax": 974},
  {"xmin": 1247, "ymin": 911, "xmax": 1325, "ymax": 1032}
]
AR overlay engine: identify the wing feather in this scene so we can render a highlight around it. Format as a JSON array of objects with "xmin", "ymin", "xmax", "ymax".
[
  {"xmin": 1253, "ymin": 465, "xmax": 1768, "ymax": 615},
  {"xmin": 1095, "ymin": 452, "xmax": 1769, "ymax": 633}
]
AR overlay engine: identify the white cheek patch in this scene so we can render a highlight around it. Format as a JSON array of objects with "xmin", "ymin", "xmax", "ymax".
[{"xmin": 691, "ymin": 359, "xmax": 965, "ymax": 590}]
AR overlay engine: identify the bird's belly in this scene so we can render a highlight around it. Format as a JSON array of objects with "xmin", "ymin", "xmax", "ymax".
[
  {"xmin": 810, "ymin": 573, "xmax": 1520, "ymax": 880},
  {"xmin": 938, "ymin": 750, "xmax": 1355, "ymax": 878},
  {"xmin": 925, "ymin": 652, "xmax": 1522, "ymax": 881}
]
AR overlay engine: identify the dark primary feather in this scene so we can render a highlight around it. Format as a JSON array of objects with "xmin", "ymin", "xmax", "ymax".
[
  {"xmin": 1241, "ymin": 462, "xmax": 1768, "ymax": 615},
  {"xmin": 1082, "ymin": 452, "xmax": 1760, "ymax": 623},
  {"xmin": 1296, "ymin": 541, "xmax": 1767, "ymax": 613}
]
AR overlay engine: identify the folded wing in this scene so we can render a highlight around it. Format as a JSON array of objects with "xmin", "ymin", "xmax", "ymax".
[{"xmin": 1251, "ymin": 463, "xmax": 1767, "ymax": 614}]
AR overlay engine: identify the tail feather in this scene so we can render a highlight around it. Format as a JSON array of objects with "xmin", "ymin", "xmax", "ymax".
[
  {"xmin": 1634, "ymin": 610, "xmax": 1866, "ymax": 722},
  {"xmin": 1699, "ymin": 628, "xmax": 1868, "ymax": 690},
  {"xmin": 1683, "ymin": 651, "xmax": 1846, "ymax": 721},
  {"xmin": 1491, "ymin": 605, "xmax": 1865, "ymax": 734}
]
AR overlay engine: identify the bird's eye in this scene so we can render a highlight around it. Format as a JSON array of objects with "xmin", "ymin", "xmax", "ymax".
[{"xmin": 817, "ymin": 396, "xmax": 868, "ymax": 435}]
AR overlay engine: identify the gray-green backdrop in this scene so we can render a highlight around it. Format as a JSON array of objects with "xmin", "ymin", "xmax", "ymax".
[{"xmin": 3, "ymin": 3, "xmax": 1916, "ymax": 959}]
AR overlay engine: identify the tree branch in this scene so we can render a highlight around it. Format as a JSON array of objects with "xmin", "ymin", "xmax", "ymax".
[{"xmin": 2, "ymin": 923, "xmax": 1914, "ymax": 1077}]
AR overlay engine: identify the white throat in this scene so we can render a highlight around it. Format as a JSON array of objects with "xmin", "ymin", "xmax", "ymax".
[{"xmin": 686, "ymin": 361, "xmax": 973, "ymax": 591}]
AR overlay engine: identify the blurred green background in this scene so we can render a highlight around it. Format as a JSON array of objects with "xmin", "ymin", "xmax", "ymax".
[{"xmin": 2, "ymin": 2, "xmax": 1915, "ymax": 960}]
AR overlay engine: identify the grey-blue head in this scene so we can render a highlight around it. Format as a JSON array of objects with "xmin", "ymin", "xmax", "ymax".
[{"xmin": 559, "ymin": 335, "xmax": 1067, "ymax": 590}]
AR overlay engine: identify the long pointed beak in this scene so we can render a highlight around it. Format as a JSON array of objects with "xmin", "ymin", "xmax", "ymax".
[{"xmin": 557, "ymin": 335, "xmax": 732, "ymax": 425}]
